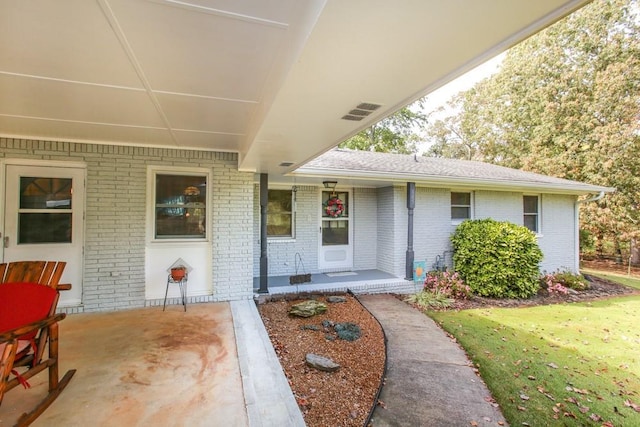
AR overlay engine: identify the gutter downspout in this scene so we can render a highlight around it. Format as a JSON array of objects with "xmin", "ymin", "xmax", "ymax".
[{"xmin": 575, "ymin": 191, "xmax": 605, "ymax": 273}]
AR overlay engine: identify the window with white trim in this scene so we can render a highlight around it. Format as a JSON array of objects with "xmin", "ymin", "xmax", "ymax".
[
  {"xmin": 267, "ymin": 189, "xmax": 294, "ymax": 238},
  {"xmin": 451, "ymin": 192, "xmax": 472, "ymax": 222},
  {"xmin": 523, "ymin": 195, "xmax": 539, "ymax": 233},
  {"xmin": 154, "ymin": 173, "xmax": 207, "ymax": 240}
]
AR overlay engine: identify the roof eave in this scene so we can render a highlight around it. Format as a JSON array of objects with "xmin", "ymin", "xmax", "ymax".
[{"xmin": 292, "ymin": 168, "xmax": 615, "ymax": 196}]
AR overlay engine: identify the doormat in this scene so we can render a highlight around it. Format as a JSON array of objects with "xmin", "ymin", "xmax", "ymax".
[{"xmin": 325, "ymin": 272, "xmax": 358, "ymax": 277}]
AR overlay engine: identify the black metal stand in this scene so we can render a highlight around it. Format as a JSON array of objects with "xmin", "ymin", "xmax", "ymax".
[{"xmin": 163, "ymin": 274, "xmax": 188, "ymax": 311}]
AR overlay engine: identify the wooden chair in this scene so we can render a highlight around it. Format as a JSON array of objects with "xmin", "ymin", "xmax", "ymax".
[{"xmin": 0, "ymin": 261, "xmax": 76, "ymax": 425}]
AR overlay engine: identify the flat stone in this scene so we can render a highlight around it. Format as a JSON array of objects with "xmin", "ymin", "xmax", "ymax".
[
  {"xmin": 288, "ymin": 300, "xmax": 327, "ymax": 318},
  {"xmin": 326, "ymin": 296, "xmax": 347, "ymax": 303},
  {"xmin": 305, "ymin": 353, "xmax": 340, "ymax": 372}
]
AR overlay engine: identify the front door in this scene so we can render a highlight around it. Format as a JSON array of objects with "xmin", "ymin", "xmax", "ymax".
[
  {"xmin": 318, "ymin": 190, "xmax": 353, "ymax": 270},
  {"xmin": 3, "ymin": 164, "xmax": 85, "ymax": 307}
]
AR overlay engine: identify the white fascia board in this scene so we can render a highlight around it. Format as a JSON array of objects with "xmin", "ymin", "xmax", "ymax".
[{"xmin": 292, "ymin": 168, "xmax": 614, "ymax": 196}]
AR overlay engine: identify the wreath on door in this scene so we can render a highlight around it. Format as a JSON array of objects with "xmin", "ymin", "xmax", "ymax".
[{"xmin": 324, "ymin": 197, "xmax": 345, "ymax": 218}]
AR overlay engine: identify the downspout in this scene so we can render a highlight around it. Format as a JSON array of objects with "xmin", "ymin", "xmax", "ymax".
[
  {"xmin": 258, "ymin": 173, "xmax": 269, "ymax": 293},
  {"xmin": 405, "ymin": 182, "xmax": 415, "ymax": 280},
  {"xmin": 575, "ymin": 191, "xmax": 605, "ymax": 273}
]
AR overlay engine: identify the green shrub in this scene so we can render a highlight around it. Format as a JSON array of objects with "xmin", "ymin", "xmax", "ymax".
[{"xmin": 451, "ymin": 219, "xmax": 543, "ymax": 298}]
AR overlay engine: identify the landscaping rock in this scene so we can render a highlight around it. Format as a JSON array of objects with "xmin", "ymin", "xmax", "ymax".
[
  {"xmin": 288, "ymin": 300, "xmax": 328, "ymax": 317},
  {"xmin": 334, "ymin": 322, "xmax": 361, "ymax": 341},
  {"xmin": 326, "ymin": 296, "xmax": 347, "ymax": 303},
  {"xmin": 305, "ymin": 353, "xmax": 340, "ymax": 372}
]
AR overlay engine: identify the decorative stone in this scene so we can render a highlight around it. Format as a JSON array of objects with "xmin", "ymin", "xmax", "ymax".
[
  {"xmin": 305, "ymin": 353, "xmax": 340, "ymax": 372},
  {"xmin": 288, "ymin": 300, "xmax": 328, "ymax": 318},
  {"xmin": 326, "ymin": 296, "xmax": 347, "ymax": 303}
]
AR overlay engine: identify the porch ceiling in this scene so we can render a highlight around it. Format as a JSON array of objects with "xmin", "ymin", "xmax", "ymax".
[{"xmin": 0, "ymin": 1, "xmax": 590, "ymax": 176}]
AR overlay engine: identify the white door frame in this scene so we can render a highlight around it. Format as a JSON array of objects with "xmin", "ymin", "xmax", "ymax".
[
  {"xmin": 1, "ymin": 159, "xmax": 86, "ymax": 307},
  {"xmin": 318, "ymin": 188, "xmax": 353, "ymax": 270}
]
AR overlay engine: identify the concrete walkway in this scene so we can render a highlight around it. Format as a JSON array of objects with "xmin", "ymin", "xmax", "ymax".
[{"xmin": 358, "ymin": 294, "xmax": 507, "ymax": 427}]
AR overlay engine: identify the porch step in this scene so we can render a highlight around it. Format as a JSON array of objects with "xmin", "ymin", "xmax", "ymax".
[{"xmin": 262, "ymin": 277, "xmax": 419, "ymax": 297}]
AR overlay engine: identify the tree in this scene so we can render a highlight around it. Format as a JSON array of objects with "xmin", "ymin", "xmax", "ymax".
[
  {"xmin": 339, "ymin": 103, "xmax": 428, "ymax": 153},
  {"xmin": 424, "ymin": 0, "xmax": 640, "ymax": 254}
]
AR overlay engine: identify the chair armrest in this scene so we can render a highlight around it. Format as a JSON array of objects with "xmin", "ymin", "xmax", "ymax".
[
  {"xmin": 57, "ymin": 283, "xmax": 72, "ymax": 291},
  {"xmin": 0, "ymin": 313, "xmax": 66, "ymax": 343}
]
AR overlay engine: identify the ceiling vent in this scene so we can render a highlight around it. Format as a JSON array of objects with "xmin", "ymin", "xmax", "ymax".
[
  {"xmin": 341, "ymin": 102, "xmax": 382, "ymax": 121},
  {"xmin": 279, "ymin": 161, "xmax": 294, "ymax": 167}
]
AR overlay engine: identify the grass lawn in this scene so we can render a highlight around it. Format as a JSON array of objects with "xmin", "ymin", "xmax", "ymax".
[{"xmin": 427, "ymin": 274, "xmax": 640, "ymax": 426}]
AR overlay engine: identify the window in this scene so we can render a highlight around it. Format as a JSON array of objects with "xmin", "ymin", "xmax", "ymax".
[
  {"xmin": 154, "ymin": 173, "xmax": 207, "ymax": 239},
  {"xmin": 451, "ymin": 192, "xmax": 472, "ymax": 222},
  {"xmin": 267, "ymin": 189, "xmax": 294, "ymax": 238},
  {"xmin": 523, "ymin": 195, "xmax": 539, "ymax": 233}
]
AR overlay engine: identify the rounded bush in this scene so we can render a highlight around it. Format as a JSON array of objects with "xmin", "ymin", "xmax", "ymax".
[{"xmin": 451, "ymin": 219, "xmax": 543, "ymax": 298}]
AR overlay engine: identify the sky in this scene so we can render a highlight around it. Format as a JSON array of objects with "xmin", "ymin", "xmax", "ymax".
[{"xmin": 421, "ymin": 53, "xmax": 505, "ymax": 113}]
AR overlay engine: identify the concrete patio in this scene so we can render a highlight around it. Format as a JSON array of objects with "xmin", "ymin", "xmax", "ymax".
[{"xmin": 0, "ymin": 302, "xmax": 258, "ymax": 427}]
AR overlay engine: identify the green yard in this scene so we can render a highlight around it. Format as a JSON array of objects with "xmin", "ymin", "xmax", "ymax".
[{"xmin": 427, "ymin": 273, "xmax": 640, "ymax": 426}]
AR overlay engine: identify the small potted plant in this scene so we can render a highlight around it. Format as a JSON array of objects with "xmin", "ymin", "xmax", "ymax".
[{"xmin": 170, "ymin": 266, "xmax": 187, "ymax": 281}]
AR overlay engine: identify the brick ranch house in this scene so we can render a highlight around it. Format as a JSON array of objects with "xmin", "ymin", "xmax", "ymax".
[{"xmin": 0, "ymin": 1, "xmax": 602, "ymax": 313}]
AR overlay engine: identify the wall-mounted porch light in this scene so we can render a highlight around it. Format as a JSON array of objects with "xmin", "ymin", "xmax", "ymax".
[{"xmin": 323, "ymin": 180, "xmax": 337, "ymax": 190}]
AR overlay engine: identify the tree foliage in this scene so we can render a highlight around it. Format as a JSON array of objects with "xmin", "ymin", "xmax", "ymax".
[
  {"xmin": 339, "ymin": 103, "xmax": 428, "ymax": 154},
  {"xmin": 425, "ymin": 0, "xmax": 640, "ymax": 247}
]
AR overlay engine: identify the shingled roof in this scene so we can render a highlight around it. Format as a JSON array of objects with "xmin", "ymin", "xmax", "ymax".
[{"xmin": 294, "ymin": 149, "xmax": 613, "ymax": 195}]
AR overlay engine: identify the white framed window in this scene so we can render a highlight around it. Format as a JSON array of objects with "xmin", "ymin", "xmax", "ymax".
[
  {"xmin": 523, "ymin": 195, "xmax": 540, "ymax": 233},
  {"xmin": 150, "ymin": 168, "xmax": 210, "ymax": 241},
  {"xmin": 451, "ymin": 191, "xmax": 472, "ymax": 223},
  {"xmin": 267, "ymin": 189, "xmax": 295, "ymax": 238}
]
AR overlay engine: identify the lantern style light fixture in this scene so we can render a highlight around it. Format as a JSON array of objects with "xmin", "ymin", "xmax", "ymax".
[{"xmin": 323, "ymin": 180, "xmax": 337, "ymax": 190}]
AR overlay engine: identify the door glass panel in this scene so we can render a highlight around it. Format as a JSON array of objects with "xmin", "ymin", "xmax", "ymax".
[
  {"xmin": 322, "ymin": 220, "xmax": 349, "ymax": 245},
  {"xmin": 20, "ymin": 177, "xmax": 72, "ymax": 209},
  {"xmin": 18, "ymin": 177, "xmax": 73, "ymax": 244},
  {"xmin": 19, "ymin": 213, "xmax": 72, "ymax": 244}
]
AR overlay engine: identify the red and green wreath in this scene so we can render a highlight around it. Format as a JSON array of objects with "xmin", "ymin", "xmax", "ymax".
[{"xmin": 324, "ymin": 197, "xmax": 345, "ymax": 218}]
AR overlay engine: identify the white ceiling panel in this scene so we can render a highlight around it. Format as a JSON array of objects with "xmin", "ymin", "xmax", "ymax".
[
  {"xmin": 0, "ymin": 0, "xmax": 143, "ymax": 87},
  {"xmin": 109, "ymin": 0, "xmax": 289, "ymax": 100},
  {"xmin": 0, "ymin": 115, "xmax": 175, "ymax": 147},
  {"xmin": 155, "ymin": 92, "xmax": 254, "ymax": 134},
  {"xmin": 0, "ymin": 74, "xmax": 164, "ymax": 127}
]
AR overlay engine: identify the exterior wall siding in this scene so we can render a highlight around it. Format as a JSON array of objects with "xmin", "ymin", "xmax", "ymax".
[
  {"xmin": 353, "ymin": 188, "xmax": 377, "ymax": 270},
  {"xmin": 0, "ymin": 138, "xmax": 254, "ymax": 312},
  {"xmin": 413, "ymin": 187, "xmax": 455, "ymax": 271},
  {"xmin": 376, "ymin": 186, "xmax": 396, "ymax": 275},
  {"xmin": 537, "ymin": 194, "xmax": 577, "ymax": 273}
]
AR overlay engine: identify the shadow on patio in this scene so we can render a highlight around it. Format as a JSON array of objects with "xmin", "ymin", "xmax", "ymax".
[{"xmin": 0, "ymin": 303, "xmax": 248, "ymax": 427}]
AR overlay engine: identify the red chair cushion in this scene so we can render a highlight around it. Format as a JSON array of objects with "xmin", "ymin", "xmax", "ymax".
[{"xmin": 0, "ymin": 282, "xmax": 57, "ymax": 340}]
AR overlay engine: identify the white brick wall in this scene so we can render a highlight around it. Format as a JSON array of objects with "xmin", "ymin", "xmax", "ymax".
[
  {"xmin": 537, "ymin": 194, "xmax": 578, "ymax": 273},
  {"xmin": 253, "ymin": 185, "xmax": 318, "ymax": 277},
  {"xmin": 413, "ymin": 187, "xmax": 455, "ymax": 271},
  {"xmin": 0, "ymin": 138, "xmax": 254, "ymax": 312},
  {"xmin": 353, "ymin": 188, "xmax": 377, "ymax": 270}
]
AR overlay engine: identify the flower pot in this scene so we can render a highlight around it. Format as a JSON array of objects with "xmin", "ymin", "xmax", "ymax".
[{"xmin": 170, "ymin": 267, "xmax": 186, "ymax": 281}]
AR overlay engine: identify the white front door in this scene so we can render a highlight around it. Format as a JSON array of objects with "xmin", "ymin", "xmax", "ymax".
[
  {"xmin": 318, "ymin": 189, "xmax": 353, "ymax": 270},
  {"xmin": 3, "ymin": 164, "xmax": 85, "ymax": 307}
]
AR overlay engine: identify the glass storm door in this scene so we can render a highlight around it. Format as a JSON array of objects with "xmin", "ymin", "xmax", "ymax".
[
  {"xmin": 3, "ymin": 164, "xmax": 84, "ymax": 306},
  {"xmin": 318, "ymin": 190, "xmax": 353, "ymax": 270}
]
